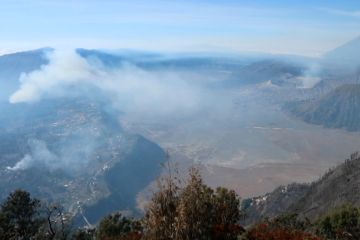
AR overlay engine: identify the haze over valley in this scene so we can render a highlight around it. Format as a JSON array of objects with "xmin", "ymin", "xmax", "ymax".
[
  {"xmin": 0, "ymin": 35, "xmax": 359, "ymax": 225},
  {"xmin": 1, "ymin": 2, "xmax": 360, "ymax": 236}
]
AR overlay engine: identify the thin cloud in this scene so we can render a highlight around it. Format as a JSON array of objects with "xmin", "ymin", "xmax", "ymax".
[{"xmin": 320, "ymin": 7, "xmax": 360, "ymax": 18}]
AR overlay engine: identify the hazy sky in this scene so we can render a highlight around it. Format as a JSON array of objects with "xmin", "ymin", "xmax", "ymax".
[{"xmin": 0, "ymin": 0, "xmax": 359, "ymax": 56}]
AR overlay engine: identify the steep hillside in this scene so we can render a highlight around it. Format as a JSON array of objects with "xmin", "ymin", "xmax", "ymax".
[
  {"xmin": 0, "ymin": 98, "xmax": 166, "ymax": 225},
  {"xmin": 285, "ymin": 84, "xmax": 360, "ymax": 131},
  {"xmin": 241, "ymin": 183, "xmax": 309, "ymax": 225},
  {"xmin": 290, "ymin": 152, "xmax": 360, "ymax": 219},
  {"xmin": 242, "ymin": 152, "xmax": 360, "ymax": 225}
]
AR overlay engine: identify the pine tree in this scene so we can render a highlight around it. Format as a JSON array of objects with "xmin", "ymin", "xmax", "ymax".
[{"xmin": 0, "ymin": 189, "xmax": 42, "ymax": 240}]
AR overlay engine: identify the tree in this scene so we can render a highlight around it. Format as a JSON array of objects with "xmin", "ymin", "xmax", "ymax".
[
  {"xmin": 174, "ymin": 167, "xmax": 215, "ymax": 240},
  {"xmin": 315, "ymin": 204, "xmax": 360, "ymax": 240},
  {"xmin": 144, "ymin": 166, "xmax": 243, "ymax": 240},
  {"xmin": 243, "ymin": 222, "xmax": 322, "ymax": 240},
  {"xmin": 242, "ymin": 213, "xmax": 320, "ymax": 240},
  {"xmin": 0, "ymin": 189, "xmax": 42, "ymax": 240},
  {"xmin": 37, "ymin": 203, "xmax": 72, "ymax": 240},
  {"xmin": 97, "ymin": 212, "xmax": 142, "ymax": 240},
  {"xmin": 269, "ymin": 213, "xmax": 310, "ymax": 231},
  {"xmin": 213, "ymin": 187, "xmax": 244, "ymax": 240},
  {"xmin": 144, "ymin": 162, "xmax": 181, "ymax": 240},
  {"xmin": 71, "ymin": 228, "xmax": 95, "ymax": 240}
]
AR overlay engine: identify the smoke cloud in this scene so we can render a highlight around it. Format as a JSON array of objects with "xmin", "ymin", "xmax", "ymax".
[
  {"xmin": 9, "ymin": 51, "xmax": 94, "ymax": 103},
  {"xmin": 7, "ymin": 49, "xmax": 222, "ymax": 172},
  {"xmin": 8, "ymin": 139, "xmax": 64, "ymax": 171},
  {"xmin": 9, "ymin": 50, "xmax": 208, "ymax": 116},
  {"xmin": 296, "ymin": 63, "xmax": 322, "ymax": 88},
  {"xmin": 7, "ymin": 137, "xmax": 101, "ymax": 172}
]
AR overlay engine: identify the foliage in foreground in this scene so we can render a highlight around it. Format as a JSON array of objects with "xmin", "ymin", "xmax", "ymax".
[
  {"xmin": 315, "ymin": 204, "xmax": 360, "ymax": 240},
  {"xmin": 143, "ymin": 167, "xmax": 244, "ymax": 240},
  {"xmin": 2, "ymin": 168, "xmax": 360, "ymax": 239},
  {"xmin": 242, "ymin": 214, "xmax": 321, "ymax": 240}
]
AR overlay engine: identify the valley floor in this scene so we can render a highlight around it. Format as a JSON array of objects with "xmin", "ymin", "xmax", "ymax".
[{"xmin": 121, "ymin": 87, "xmax": 360, "ymax": 197}]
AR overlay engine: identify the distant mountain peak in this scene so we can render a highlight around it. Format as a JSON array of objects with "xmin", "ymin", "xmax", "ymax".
[
  {"xmin": 324, "ymin": 36, "xmax": 360, "ymax": 68},
  {"xmin": 285, "ymin": 84, "xmax": 360, "ymax": 131}
]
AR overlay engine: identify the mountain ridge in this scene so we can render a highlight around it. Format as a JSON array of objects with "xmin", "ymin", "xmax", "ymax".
[
  {"xmin": 285, "ymin": 84, "xmax": 360, "ymax": 131},
  {"xmin": 242, "ymin": 152, "xmax": 360, "ymax": 225}
]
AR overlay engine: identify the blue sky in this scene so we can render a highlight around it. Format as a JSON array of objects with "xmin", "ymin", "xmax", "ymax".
[{"xmin": 0, "ymin": 0, "xmax": 360, "ymax": 56}]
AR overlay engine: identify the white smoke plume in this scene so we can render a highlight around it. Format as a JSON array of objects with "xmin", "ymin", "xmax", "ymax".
[
  {"xmin": 9, "ymin": 51, "xmax": 94, "ymax": 103},
  {"xmin": 7, "ymin": 139, "xmax": 60, "ymax": 171},
  {"xmin": 7, "ymin": 49, "xmax": 223, "ymax": 171},
  {"xmin": 7, "ymin": 137, "xmax": 100, "ymax": 172},
  {"xmin": 296, "ymin": 62, "xmax": 322, "ymax": 88},
  {"xmin": 9, "ymin": 49, "xmax": 208, "ymax": 116}
]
